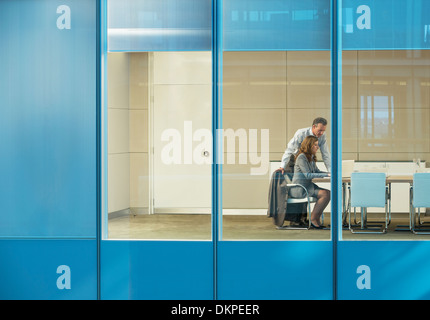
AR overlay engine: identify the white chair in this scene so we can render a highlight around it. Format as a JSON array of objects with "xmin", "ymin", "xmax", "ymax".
[
  {"xmin": 277, "ymin": 183, "xmax": 317, "ymax": 230},
  {"xmin": 348, "ymin": 172, "xmax": 388, "ymax": 234},
  {"xmin": 410, "ymin": 173, "xmax": 430, "ymax": 234}
]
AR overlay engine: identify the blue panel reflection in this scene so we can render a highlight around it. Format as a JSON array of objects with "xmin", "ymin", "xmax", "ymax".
[
  {"xmin": 223, "ymin": 0, "xmax": 330, "ymax": 51},
  {"xmin": 342, "ymin": 0, "xmax": 430, "ymax": 50},
  {"xmin": 218, "ymin": 241, "xmax": 333, "ymax": 299},
  {"xmin": 338, "ymin": 242, "xmax": 430, "ymax": 300},
  {"xmin": 101, "ymin": 241, "xmax": 214, "ymax": 300},
  {"xmin": 108, "ymin": 0, "xmax": 211, "ymax": 51},
  {"xmin": 0, "ymin": 240, "xmax": 97, "ymax": 300}
]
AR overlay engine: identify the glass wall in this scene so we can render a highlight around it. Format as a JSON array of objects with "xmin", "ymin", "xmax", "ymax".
[
  {"xmin": 106, "ymin": 0, "xmax": 336, "ymax": 241},
  {"xmin": 221, "ymin": 0, "xmax": 332, "ymax": 240},
  {"xmin": 341, "ymin": 0, "xmax": 430, "ymax": 240},
  {"xmin": 4, "ymin": 0, "xmax": 430, "ymax": 301},
  {"xmin": 105, "ymin": 0, "xmax": 213, "ymax": 240},
  {"xmin": 102, "ymin": 0, "xmax": 430, "ymax": 300}
]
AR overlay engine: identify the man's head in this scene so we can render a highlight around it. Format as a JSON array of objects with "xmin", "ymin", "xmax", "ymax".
[{"xmin": 311, "ymin": 117, "xmax": 327, "ymax": 138}]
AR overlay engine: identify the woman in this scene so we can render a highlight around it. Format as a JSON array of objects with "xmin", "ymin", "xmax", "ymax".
[{"xmin": 289, "ymin": 135, "xmax": 331, "ymax": 229}]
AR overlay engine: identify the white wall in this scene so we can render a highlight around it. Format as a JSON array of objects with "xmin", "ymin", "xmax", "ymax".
[
  {"xmin": 108, "ymin": 53, "xmax": 130, "ymax": 213},
  {"xmin": 108, "ymin": 52, "xmax": 149, "ymax": 213}
]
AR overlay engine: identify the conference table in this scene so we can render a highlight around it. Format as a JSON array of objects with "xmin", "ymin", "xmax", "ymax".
[{"xmin": 313, "ymin": 175, "xmax": 414, "ymax": 233}]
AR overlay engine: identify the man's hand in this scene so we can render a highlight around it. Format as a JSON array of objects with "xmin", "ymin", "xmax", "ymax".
[{"xmin": 276, "ymin": 167, "xmax": 285, "ymax": 174}]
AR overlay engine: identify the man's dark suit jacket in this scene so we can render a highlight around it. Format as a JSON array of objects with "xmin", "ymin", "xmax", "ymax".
[{"xmin": 267, "ymin": 169, "xmax": 307, "ymax": 227}]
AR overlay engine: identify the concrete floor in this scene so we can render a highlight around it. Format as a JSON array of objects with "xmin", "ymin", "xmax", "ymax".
[{"xmin": 107, "ymin": 212, "xmax": 430, "ymax": 241}]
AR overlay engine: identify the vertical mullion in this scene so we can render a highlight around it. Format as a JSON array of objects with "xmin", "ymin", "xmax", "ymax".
[
  {"xmin": 212, "ymin": 0, "xmax": 223, "ymax": 300},
  {"xmin": 97, "ymin": 0, "xmax": 102, "ymax": 300},
  {"xmin": 331, "ymin": 0, "xmax": 342, "ymax": 300}
]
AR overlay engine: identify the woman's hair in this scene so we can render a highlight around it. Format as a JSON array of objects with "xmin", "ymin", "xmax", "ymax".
[{"xmin": 295, "ymin": 135, "xmax": 318, "ymax": 162}]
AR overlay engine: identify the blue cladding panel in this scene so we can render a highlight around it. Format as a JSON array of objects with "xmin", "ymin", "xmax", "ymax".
[
  {"xmin": 0, "ymin": 0, "xmax": 97, "ymax": 237},
  {"xmin": 342, "ymin": 0, "xmax": 430, "ymax": 50},
  {"xmin": 107, "ymin": 0, "xmax": 211, "ymax": 51},
  {"xmin": 223, "ymin": 0, "xmax": 430, "ymax": 51},
  {"xmin": 223, "ymin": 0, "xmax": 330, "ymax": 51},
  {"xmin": 218, "ymin": 241, "xmax": 333, "ymax": 300},
  {"xmin": 338, "ymin": 241, "xmax": 430, "ymax": 300},
  {"xmin": 0, "ymin": 240, "xmax": 97, "ymax": 300},
  {"xmin": 101, "ymin": 241, "xmax": 214, "ymax": 300}
]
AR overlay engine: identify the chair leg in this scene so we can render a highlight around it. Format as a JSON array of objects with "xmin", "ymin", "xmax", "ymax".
[
  {"xmin": 345, "ymin": 186, "xmax": 360, "ymax": 230},
  {"xmin": 341, "ymin": 182, "xmax": 351, "ymax": 228},
  {"xmin": 276, "ymin": 203, "xmax": 310, "ymax": 230},
  {"xmin": 395, "ymin": 184, "xmax": 414, "ymax": 232},
  {"xmin": 360, "ymin": 187, "xmax": 391, "ymax": 227},
  {"xmin": 417, "ymin": 208, "xmax": 430, "ymax": 226},
  {"xmin": 349, "ymin": 207, "xmax": 387, "ymax": 234},
  {"xmin": 411, "ymin": 207, "xmax": 430, "ymax": 234},
  {"xmin": 398, "ymin": 184, "xmax": 430, "ymax": 234},
  {"xmin": 276, "ymin": 224, "xmax": 309, "ymax": 230}
]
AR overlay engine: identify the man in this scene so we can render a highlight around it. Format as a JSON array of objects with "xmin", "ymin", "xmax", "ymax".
[{"xmin": 279, "ymin": 117, "xmax": 331, "ymax": 174}]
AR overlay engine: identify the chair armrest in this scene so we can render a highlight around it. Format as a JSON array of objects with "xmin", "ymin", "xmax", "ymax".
[{"xmin": 286, "ymin": 183, "xmax": 310, "ymax": 198}]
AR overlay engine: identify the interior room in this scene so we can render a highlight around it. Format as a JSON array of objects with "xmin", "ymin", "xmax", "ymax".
[{"xmin": 106, "ymin": 49, "xmax": 430, "ymax": 241}]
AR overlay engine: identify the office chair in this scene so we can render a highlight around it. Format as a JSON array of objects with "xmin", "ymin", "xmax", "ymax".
[
  {"xmin": 410, "ymin": 173, "xmax": 430, "ymax": 235},
  {"xmin": 348, "ymin": 172, "xmax": 388, "ymax": 234},
  {"xmin": 277, "ymin": 183, "xmax": 317, "ymax": 230}
]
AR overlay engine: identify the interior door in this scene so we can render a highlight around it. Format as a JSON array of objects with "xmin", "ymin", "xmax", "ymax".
[{"xmin": 152, "ymin": 51, "xmax": 212, "ymax": 213}]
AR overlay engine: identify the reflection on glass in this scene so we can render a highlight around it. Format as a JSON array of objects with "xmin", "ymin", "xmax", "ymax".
[
  {"xmin": 107, "ymin": 0, "xmax": 211, "ymax": 51},
  {"xmin": 223, "ymin": 0, "xmax": 330, "ymax": 50},
  {"xmin": 221, "ymin": 0, "xmax": 332, "ymax": 241},
  {"xmin": 342, "ymin": 49, "xmax": 430, "ymax": 240}
]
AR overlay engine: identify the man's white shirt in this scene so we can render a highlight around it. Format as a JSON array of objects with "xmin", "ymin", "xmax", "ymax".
[{"xmin": 281, "ymin": 127, "xmax": 331, "ymax": 172}]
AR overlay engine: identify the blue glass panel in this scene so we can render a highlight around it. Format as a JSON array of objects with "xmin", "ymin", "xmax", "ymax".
[
  {"xmin": 101, "ymin": 241, "xmax": 214, "ymax": 299},
  {"xmin": 107, "ymin": 0, "xmax": 211, "ymax": 51},
  {"xmin": 0, "ymin": 0, "xmax": 97, "ymax": 237},
  {"xmin": 223, "ymin": 0, "xmax": 330, "ymax": 51},
  {"xmin": 338, "ymin": 242, "xmax": 430, "ymax": 299},
  {"xmin": 218, "ymin": 241, "xmax": 333, "ymax": 299},
  {"xmin": 0, "ymin": 240, "xmax": 97, "ymax": 300},
  {"xmin": 342, "ymin": 0, "xmax": 430, "ymax": 50}
]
